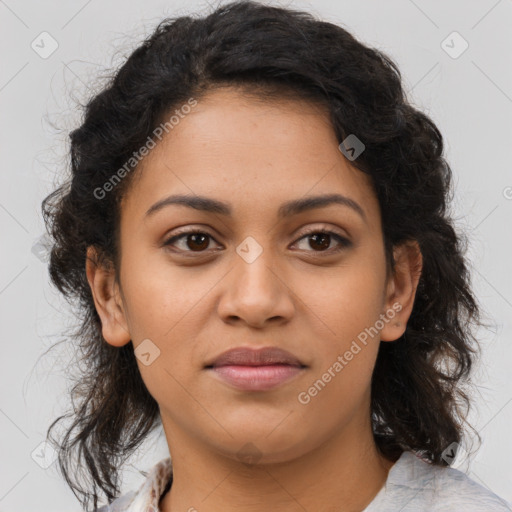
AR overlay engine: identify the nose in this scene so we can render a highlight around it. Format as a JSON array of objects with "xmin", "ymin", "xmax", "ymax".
[{"xmin": 216, "ymin": 243, "xmax": 295, "ymax": 328}]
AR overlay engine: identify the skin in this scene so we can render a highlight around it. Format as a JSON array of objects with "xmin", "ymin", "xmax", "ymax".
[{"xmin": 86, "ymin": 87, "xmax": 423, "ymax": 512}]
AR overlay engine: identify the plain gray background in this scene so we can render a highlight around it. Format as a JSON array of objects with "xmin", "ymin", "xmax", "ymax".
[{"xmin": 1, "ymin": 0, "xmax": 511, "ymax": 510}]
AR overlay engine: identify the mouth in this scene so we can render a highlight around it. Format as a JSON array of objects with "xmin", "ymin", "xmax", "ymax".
[
  {"xmin": 205, "ymin": 346, "xmax": 306, "ymax": 368},
  {"xmin": 204, "ymin": 346, "xmax": 307, "ymax": 391},
  {"xmin": 206, "ymin": 364, "xmax": 306, "ymax": 391}
]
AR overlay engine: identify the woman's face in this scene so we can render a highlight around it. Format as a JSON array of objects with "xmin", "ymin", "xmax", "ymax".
[{"xmin": 88, "ymin": 87, "xmax": 417, "ymax": 464}]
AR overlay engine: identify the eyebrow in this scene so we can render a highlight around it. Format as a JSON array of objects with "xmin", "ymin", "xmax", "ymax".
[{"xmin": 145, "ymin": 193, "xmax": 367, "ymax": 223}]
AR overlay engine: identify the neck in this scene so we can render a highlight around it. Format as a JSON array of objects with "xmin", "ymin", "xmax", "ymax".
[{"xmin": 159, "ymin": 413, "xmax": 397, "ymax": 512}]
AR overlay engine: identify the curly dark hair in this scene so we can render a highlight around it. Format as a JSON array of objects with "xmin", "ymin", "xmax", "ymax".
[{"xmin": 41, "ymin": 1, "xmax": 487, "ymax": 510}]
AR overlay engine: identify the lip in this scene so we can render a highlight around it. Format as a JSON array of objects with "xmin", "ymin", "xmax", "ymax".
[
  {"xmin": 205, "ymin": 346, "xmax": 305, "ymax": 368},
  {"xmin": 205, "ymin": 346, "xmax": 307, "ymax": 391}
]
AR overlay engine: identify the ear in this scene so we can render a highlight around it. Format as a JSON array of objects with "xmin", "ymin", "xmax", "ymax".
[
  {"xmin": 380, "ymin": 240, "xmax": 423, "ymax": 342},
  {"xmin": 85, "ymin": 246, "xmax": 131, "ymax": 347}
]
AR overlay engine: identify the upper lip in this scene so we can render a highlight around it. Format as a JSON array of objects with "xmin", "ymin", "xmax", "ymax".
[{"xmin": 205, "ymin": 346, "xmax": 306, "ymax": 368}]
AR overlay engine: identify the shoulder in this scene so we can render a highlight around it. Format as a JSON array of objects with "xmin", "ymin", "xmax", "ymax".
[
  {"xmin": 367, "ymin": 451, "xmax": 512, "ymax": 512},
  {"xmin": 95, "ymin": 490, "xmax": 137, "ymax": 512},
  {"xmin": 94, "ymin": 457, "xmax": 173, "ymax": 512},
  {"xmin": 428, "ymin": 461, "xmax": 512, "ymax": 511}
]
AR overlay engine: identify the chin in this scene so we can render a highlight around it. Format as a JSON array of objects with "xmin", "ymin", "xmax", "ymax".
[{"xmin": 207, "ymin": 427, "xmax": 313, "ymax": 466}]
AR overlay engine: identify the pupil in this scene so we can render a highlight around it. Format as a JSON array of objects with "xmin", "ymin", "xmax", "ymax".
[
  {"xmin": 187, "ymin": 234, "xmax": 209, "ymax": 251},
  {"xmin": 310, "ymin": 233, "xmax": 330, "ymax": 251}
]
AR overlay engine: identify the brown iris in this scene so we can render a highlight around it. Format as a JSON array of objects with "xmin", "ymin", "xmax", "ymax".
[
  {"xmin": 186, "ymin": 233, "xmax": 210, "ymax": 251},
  {"xmin": 307, "ymin": 233, "xmax": 331, "ymax": 251}
]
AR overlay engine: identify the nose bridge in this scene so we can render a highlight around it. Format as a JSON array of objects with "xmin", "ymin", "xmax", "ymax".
[
  {"xmin": 217, "ymin": 234, "xmax": 294, "ymax": 326},
  {"xmin": 234, "ymin": 234, "xmax": 279, "ymax": 297}
]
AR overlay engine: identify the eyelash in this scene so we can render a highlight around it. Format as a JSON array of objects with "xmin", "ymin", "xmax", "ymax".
[{"xmin": 163, "ymin": 226, "xmax": 352, "ymax": 256}]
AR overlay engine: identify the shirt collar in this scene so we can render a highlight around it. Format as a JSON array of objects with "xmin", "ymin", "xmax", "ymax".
[{"xmin": 109, "ymin": 450, "xmax": 437, "ymax": 511}]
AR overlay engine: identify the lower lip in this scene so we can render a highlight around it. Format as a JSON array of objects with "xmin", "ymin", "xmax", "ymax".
[{"xmin": 208, "ymin": 364, "xmax": 304, "ymax": 391}]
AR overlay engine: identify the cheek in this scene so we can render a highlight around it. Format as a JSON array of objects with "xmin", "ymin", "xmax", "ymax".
[
  {"xmin": 122, "ymin": 260, "xmax": 216, "ymax": 388},
  {"xmin": 297, "ymin": 274, "xmax": 382, "ymax": 413},
  {"xmin": 121, "ymin": 247, "xmax": 209, "ymax": 337},
  {"xmin": 300, "ymin": 257, "xmax": 385, "ymax": 336},
  {"xmin": 294, "ymin": 260, "xmax": 385, "ymax": 392}
]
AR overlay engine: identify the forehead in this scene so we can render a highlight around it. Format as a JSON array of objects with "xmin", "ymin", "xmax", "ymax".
[{"xmin": 120, "ymin": 87, "xmax": 379, "ymax": 225}]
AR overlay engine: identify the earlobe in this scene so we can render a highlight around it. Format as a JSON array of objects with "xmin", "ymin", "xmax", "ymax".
[
  {"xmin": 380, "ymin": 240, "xmax": 423, "ymax": 342},
  {"xmin": 85, "ymin": 246, "xmax": 132, "ymax": 347}
]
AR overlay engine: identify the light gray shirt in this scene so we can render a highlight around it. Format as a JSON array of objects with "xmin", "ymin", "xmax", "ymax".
[
  {"xmin": 363, "ymin": 450, "xmax": 512, "ymax": 511},
  {"xmin": 97, "ymin": 450, "xmax": 512, "ymax": 511}
]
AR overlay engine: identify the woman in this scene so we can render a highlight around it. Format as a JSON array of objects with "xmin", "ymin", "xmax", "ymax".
[{"xmin": 41, "ymin": 1, "xmax": 512, "ymax": 511}]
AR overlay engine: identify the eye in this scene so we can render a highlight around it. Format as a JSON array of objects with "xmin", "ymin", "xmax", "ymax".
[
  {"xmin": 163, "ymin": 229, "xmax": 221, "ymax": 253},
  {"xmin": 292, "ymin": 227, "xmax": 352, "ymax": 254},
  {"xmin": 163, "ymin": 226, "xmax": 352, "ymax": 255}
]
